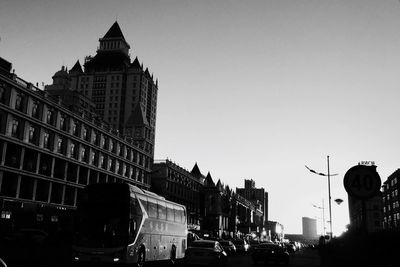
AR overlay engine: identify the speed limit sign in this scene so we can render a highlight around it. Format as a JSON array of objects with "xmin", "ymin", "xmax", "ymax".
[{"xmin": 343, "ymin": 165, "xmax": 381, "ymax": 200}]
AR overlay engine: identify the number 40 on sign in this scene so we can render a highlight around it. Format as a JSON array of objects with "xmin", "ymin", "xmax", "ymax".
[{"xmin": 343, "ymin": 165, "xmax": 381, "ymax": 200}]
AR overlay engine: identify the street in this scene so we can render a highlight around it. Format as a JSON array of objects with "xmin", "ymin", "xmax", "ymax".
[
  {"xmin": 0, "ymin": 248, "xmax": 320, "ymax": 267},
  {"xmin": 224, "ymin": 248, "xmax": 320, "ymax": 267}
]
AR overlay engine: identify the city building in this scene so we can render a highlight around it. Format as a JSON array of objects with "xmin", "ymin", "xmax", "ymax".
[
  {"xmin": 150, "ymin": 160, "xmax": 204, "ymax": 230},
  {"xmin": 0, "ymin": 48, "xmax": 154, "ymax": 233},
  {"xmin": 302, "ymin": 217, "xmax": 318, "ymax": 240},
  {"xmin": 348, "ymin": 193, "xmax": 383, "ymax": 233},
  {"xmin": 51, "ymin": 21, "xmax": 158, "ymax": 157},
  {"xmin": 382, "ymin": 169, "xmax": 400, "ymax": 230},
  {"xmin": 236, "ymin": 179, "xmax": 268, "ymax": 227},
  {"xmin": 265, "ymin": 220, "xmax": 284, "ymax": 242},
  {"xmin": 151, "ymin": 160, "xmax": 264, "ymax": 239}
]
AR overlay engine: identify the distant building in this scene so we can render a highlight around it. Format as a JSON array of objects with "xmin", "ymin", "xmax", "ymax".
[
  {"xmin": 265, "ymin": 220, "xmax": 284, "ymax": 242},
  {"xmin": 382, "ymin": 169, "xmax": 400, "ymax": 230},
  {"xmin": 151, "ymin": 160, "xmax": 204, "ymax": 230},
  {"xmin": 302, "ymin": 217, "xmax": 318, "ymax": 239},
  {"xmin": 236, "ymin": 179, "xmax": 268, "ymax": 228}
]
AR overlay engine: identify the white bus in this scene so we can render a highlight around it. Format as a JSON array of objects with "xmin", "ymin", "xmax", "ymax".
[{"xmin": 72, "ymin": 183, "xmax": 187, "ymax": 266}]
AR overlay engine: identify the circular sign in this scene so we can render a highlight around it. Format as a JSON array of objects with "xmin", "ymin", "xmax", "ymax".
[{"xmin": 343, "ymin": 165, "xmax": 381, "ymax": 200}]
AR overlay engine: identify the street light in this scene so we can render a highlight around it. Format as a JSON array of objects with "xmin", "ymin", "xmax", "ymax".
[
  {"xmin": 305, "ymin": 156, "xmax": 338, "ymax": 239},
  {"xmin": 312, "ymin": 200, "xmax": 326, "ymax": 236}
]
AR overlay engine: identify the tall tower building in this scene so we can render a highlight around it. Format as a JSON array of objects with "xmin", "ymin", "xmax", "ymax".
[
  {"xmin": 236, "ymin": 179, "xmax": 268, "ymax": 227},
  {"xmin": 65, "ymin": 22, "xmax": 158, "ymax": 156},
  {"xmin": 302, "ymin": 217, "xmax": 318, "ymax": 240}
]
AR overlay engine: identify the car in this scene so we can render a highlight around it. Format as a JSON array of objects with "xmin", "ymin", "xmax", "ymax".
[
  {"xmin": 248, "ymin": 239, "xmax": 261, "ymax": 251},
  {"xmin": 188, "ymin": 231, "xmax": 201, "ymax": 245},
  {"xmin": 232, "ymin": 239, "xmax": 250, "ymax": 254},
  {"xmin": 284, "ymin": 242, "xmax": 297, "ymax": 253},
  {"xmin": 218, "ymin": 240, "xmax": 236, "ymax": 255},
  {"xmin": 251, "ymin": 242, "xmax": 290, "ymax": 265},
  {"xmin": 185, "ymin": 240, "xmax": 228, "ymax": 267}
]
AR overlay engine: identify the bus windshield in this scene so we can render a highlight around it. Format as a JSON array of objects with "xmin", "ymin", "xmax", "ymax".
[{"xmin": 74, "ymin": 183, "xmax": 142, "ymax": 248}]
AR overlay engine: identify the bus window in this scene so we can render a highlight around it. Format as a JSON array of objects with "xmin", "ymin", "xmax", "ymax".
[
  {"xmin": 174, "ymin": 208, "xmax": 181, "ymax": 223},
  {"xmin": 147, "ymin": 198, "xmax": 157, "ymax": 218},
  {"xmin": 166, "ymin": 203, "xmax": 174, "ymax": 221},
  {"xmin": 157, "ymin": 201, "xmax": 167, "ymax": 220}
]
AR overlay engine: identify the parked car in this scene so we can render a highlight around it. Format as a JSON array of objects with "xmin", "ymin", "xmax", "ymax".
[
  {"xmin": 251, "ymin": 242, "xmax": 289, "ymax": 265},
  {"xmin": 185, "ymin": 240, "xmax": 228, "ymax": 266},
  {"xmin": 218, "ymin": 240, "xmax": 236, "ymax": 255},
  {"xmin": 232, "ymin": 239, "xmax": 250, "ymax": 253},
  {"xmin": 248, "ymin": 239, "xmax": 261, "ymax": 251},
  {"xmin": 284, "ymin": 242, "xmax": 297, "ymax": 253},
  {"xmin": 188, "ymin": 231, "xmax": 201, "ymax": 245}
]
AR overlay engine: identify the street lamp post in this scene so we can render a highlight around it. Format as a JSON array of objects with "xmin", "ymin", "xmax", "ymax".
[
  {"xmin": 305, "ymin": 156, "xmax": 338, "ymax": 239},
  {"xmin": 312, "ymin": 200, "xmax": 326, "ymax": 236}
]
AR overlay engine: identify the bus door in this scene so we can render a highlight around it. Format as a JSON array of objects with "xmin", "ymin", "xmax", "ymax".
[{"xmin": 150, "ymin": 234, "xmax": 161, "ymax": 260}]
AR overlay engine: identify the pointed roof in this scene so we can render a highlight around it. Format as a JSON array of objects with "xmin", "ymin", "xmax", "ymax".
[
  {"xmin": 144, "ymin": 68, "xmax": 151, "ymax": 77},
  {"xmin": 191, "ymin": 163, "xmax": 202, "ymax": 176},
  {"xmin": 103, "ymin": 21, "xmax": 126, "ymax": 40},
  {"xmin": 205, "ymin": 172, "xmax": 215, "ymax": 187},
  {"xmin": 216, "ymin": 179, "xmax": 223, "ymax": 191},
  {"xmin": 125, "ymin": 104, "xmax": 149, "ymax": 127},
  {"xmin": 131, "ymin": 57, "xmax": 142, "ymax": 68},
  {"xmin": 70, "ymin": 60, "xmax": 83, "ymax": 73}
]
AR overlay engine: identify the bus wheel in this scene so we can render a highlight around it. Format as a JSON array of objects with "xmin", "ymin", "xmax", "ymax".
[
  {"xmin": 137, "ymin": 248, "xmax": 145, "ymax": 267},
  {"xmin": 170, "ymin": 245, "xmax": 176, "ymax": 265}
]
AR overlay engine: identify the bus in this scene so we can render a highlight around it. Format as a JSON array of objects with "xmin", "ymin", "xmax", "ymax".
[{"xmin": 72, "ymin": 183, "xmax": 187, "ymax": 266}]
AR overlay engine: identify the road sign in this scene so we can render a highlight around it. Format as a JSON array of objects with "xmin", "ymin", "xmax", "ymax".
[{"xmin": 343, "ymin": 165, "xmax": 381, "ymax": 200}]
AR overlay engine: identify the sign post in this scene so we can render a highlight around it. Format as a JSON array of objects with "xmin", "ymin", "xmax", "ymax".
[{"xmin": 343, "ymin": 165, "xmax": 381, "ymax": 233}]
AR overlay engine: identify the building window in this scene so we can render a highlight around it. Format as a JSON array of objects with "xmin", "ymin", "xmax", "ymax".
[
  {"xmin": 100, "ymin": 136, "xmax": 105, "ymax": 148},
  {"xmin": 91, "ymin": 151, "xmax": 97, "ymax": 165},
  {"xmin": 60, "ymin": 115, "xmax": 67, "ymax": 131},
  {"xmin": 28, "ymin": 125, "xmax": 37, "ymax": 144},
  {"xmin": 82, "ymin": 126, "xmax": 88, "ymax": 141},
  {"xmin": 99, "ymin": 155, "xmax": 104, "ymax": 169},
  {"xmin": 31, "ymin": 101, "xmax": 39, "ymax": 118},
  {"xmin": 43, "ymin": 131, "xmax": 51, "ymax": 149},
  {"xmin": 46, "ymin": 109, "xmax": 54, "ymax": 125},
  {"xmin": 108, "ymin": 158, "xmax": 112, "ymax": 171},
  {"xmin": 75, "ymin": 122, "xmax": 80, "ymax": 137},
  {"xmin": 70, "ymin": 143, "xmax": 75, "ymax": 158},
  {"xmin": 57, "ymin": 138, "xmax": 63, "ymax": 154},
  {"xmin": 11, "ymin": 118, "xmax": 20, "ymax": 138},
  {"xmin": 81, "ymin": 147, "xmax": 86, "ymax": 162},
  {"xmin": 109, "ymin": 140, "xmax": 114, "ymax": 152},
  {"xmin": 0, "ymin": 86, "xmax": 5, "ymax": 104},
  {"xmin": 15, "ymin": 93, "xmax": 24, "ymax": 112}
]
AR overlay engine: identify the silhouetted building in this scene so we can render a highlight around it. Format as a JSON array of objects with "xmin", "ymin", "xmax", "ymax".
[
  {"xmin": 265, "ymin": 221, "xmax": 284, "ymax": 242},
  {"xmin": 302, "ymin": 217, "xmax": 317, "ymax": 240},
  {"xmin": 151, "ymin": 160, "xmax": 204, "ymax": 230},
  {"xmin": 49, "ymin": 22, "xmax": 158, "ymax": 157},
  {"xmin": 236, "ymin": 179, "xmax": 268, "ymax": 227},
  {"xmin": 0, "ymin": 57, "xmax": 152, "ymax": 234},
  {"xmin": 382, "ymin": 169, "xmax": 400, "ymax": 230},
  {"xmin": 348, "ymin": 193, "xmax": 383, "ymax": 233}
]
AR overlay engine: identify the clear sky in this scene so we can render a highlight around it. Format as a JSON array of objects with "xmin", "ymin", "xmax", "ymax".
[{"xmin": 2, "ymin": 0, "xmax": 400, "ymax": 235}]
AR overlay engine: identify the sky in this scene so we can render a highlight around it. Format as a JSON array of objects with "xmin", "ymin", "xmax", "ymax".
[{"xmin": 2, "ymin": 0, "xmax": 400, "ymax": 235}]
